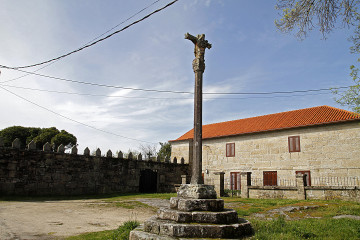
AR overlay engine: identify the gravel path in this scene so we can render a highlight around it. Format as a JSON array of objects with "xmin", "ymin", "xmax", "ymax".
[{"xmin": 0, "ymin": 199, "xmax": 157, "ymax": 240}]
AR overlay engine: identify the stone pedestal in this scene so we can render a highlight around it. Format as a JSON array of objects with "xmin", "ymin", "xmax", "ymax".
[{"xmin": 130, "ymin": 184, "xmax": 254, "ymax": 239}]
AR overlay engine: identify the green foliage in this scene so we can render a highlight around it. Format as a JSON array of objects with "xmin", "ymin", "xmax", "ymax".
[
  {"xmin": 33, "ymin": 127, "xmax": 60, "ymax": 149},
  {"xmin": 275, "ymin": 0, "xmax": 359, "ymax": 40},
  {"xmin": 51, "ymin": 130, "xmax": 77, "ymax": 149},
  {"xmin": 66, "ymin": 220, "xmax": 139, "ymax": 240},
  {"xmin": 251, "ymin": 217, "xmax": 360, "ymax": 240},
  {"xmin": 0, "ymin": 126, "xmax": 77, "ymax": 149},
  {"xmin": 332, "ymin": 64, "xmax": 360, "ymax": 113},
  {"xmin": 157, "ymin": 142, "xmax": 171, "ymax": 162},
  {"xmin": 0, "ymin": 126, "xmax": 31, "ymax": 148},
  {"xmin": 275, "ymin": 0, "xmax": 360, "ymax": 111}
]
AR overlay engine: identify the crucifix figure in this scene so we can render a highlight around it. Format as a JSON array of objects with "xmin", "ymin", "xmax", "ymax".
[{"xmin": 185, "ymin": 33, "xmax": 212, "ymax": 185}]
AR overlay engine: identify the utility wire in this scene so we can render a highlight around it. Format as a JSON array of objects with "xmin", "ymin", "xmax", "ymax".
[
  {"xmin": 2, "ymin": 68, "xmax": 351, "ymax": 95},
  {"xmin": 0, "ymin": 0, "xmax": 179, "ymax": 70},
  {"xmin": 0, "ymin": 83, "xmax": 335, "ymax": 100},
  {"xmin": 0, "ymin": 86, "xmax": 156, "ymax": 144},
  {"xmin": 0, "ymin": 0, "xmax": 163, "ymax": 84},
  {"xmin": 6, "ymin": 68, "xmax": 193, "ymax": 94}
]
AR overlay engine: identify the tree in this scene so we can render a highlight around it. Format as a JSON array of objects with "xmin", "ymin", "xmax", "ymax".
[
  {"xmin": 139, "ymin": 144, "xmax": 157, "ymax": 160},
  {"xmin": 33, "ymin": 127, "xmax": 60, "ymax": 149},
  {"xmin": 275, "ymin": 0, "xmax": 360, "ymax": 112},
  {"xmin": 157, "ymin": 142, "xmax": 171, "ymax": 162},
  {"xmin": 51, "ymin": 130, "xmax": 77, "ymax": 150},
  {"xmin": 0, "ymin": 126, "xmax": 31, "ymax": 148},
  {"xmin": 0, "ymin": 126, "xmax": 77, "ymax": 149}
]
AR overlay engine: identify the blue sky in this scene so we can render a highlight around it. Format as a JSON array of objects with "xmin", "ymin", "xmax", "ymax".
[{"xmin": 0, "ymin": 0, "xmax": 357, "ymax": 154}]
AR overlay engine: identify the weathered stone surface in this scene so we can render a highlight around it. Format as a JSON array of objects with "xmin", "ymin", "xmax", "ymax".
[
  {"xmin": 170, "ymin": 197, "xmax": 224, "ymax": 212},
  {"xmin": 144, "ymin": 217, "xmax": 254, "ymax": 239},
  {"xmin": 43, "ymin": 142, "xmax": 51, "ymax": 151},
  {"xmin": 106, "ymin": 150, "xmax": 112, "ymax": 158},
  {"xmin": 95, "ymin": 148, "xmax": 101, "ymax": 157},
  {"xmin": 12, "ymin": 138, "xmax": 21, "ymax": 149},
  {"xmin": 158, "ymin": 208, "xmax": 238, "ymax": 224},
  {"xmin": 27, "ymin": 140, "xmax": 36, "ymax": 150},
  {"xmin": 177, "ymin": 184, "xmax": 217, "ymax": 199},
  {"xmin": 71, "ymin": 146, "xmax": 78, "ymax": 155},
  {"xmin": 83, "ymin": 147, "xmax": 90, "ymax": 156},
  {"xmin": 57, "ymin": 144, "xmax": 65, "ymax": 153},
  {"xmin": 0, "ymin": 148, "xmax": 189, "ymax": 196},
  {"xmin": 118, "ymin": 151, "xmax": 123, "ymax": 159}
]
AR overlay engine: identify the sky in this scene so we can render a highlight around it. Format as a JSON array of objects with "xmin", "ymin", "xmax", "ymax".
[{"xmin": 0, "ymin": 0, "xmax": 357, "ymax": 155}]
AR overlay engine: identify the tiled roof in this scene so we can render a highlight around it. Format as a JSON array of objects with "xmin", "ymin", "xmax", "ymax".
[{"xmin": 171, "ymin": 106, "xmax": 360, "ymax": 142}]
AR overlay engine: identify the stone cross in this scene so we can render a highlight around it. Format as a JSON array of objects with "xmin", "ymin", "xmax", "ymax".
[{"xmin": 185, "ymin": 33, "xmax": 211, "ymax": 184}]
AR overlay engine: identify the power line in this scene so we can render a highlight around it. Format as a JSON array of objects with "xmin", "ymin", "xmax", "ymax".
[
  {"xmin": 0, "ymin": 85, "xmax": 156, "ymax": 144},
  {"xmin": 1, "ymin": 68, "xmax": 351, "ymax": 95},
  {"xmin": 0, "ymin": 0, "xmax": 163, "ymax": 84},
  {"xmin": 5, "ymin": 68, "xmax": 193, "ymax": 94},
  {"xmin": 0, "ymin": 0, "xmax": 179, "ymax": 70},
  {"xmin": 0, "ymin": 83, "xmax": 335, "ymax": 100}
]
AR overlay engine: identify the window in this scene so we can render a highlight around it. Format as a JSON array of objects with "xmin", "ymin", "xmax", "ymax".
[
  {"xmin": 295, "ymin": 170, "xmax": 311, "ymax": 186},
  {"xmin": 226, "ymin": 143, "xmax": 235, "ymax": 157},
  {"xmin": 263, "ymin": 171, "xmax": 277, "ymax": 186},
  {"xmin": 230, "ymin": 172, "xmax": 241, "ymax": 190},
  {"xmin": 288, "ymin": 136, "xmax": 300, "ymax": 152}
]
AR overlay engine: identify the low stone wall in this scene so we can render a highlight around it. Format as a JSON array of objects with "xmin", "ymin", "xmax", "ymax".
[
  {"xmin": 0, "ymin": 147, "xmax": 189, "ymax": 196},
  {"xmin": 306, "ymin": 186, "xmax": 360, "ymax": 202},
  {"xmin": 240, "ymin": 173, "xmax": 360, "ymax": 202},
  {"xmin": 248, "ymin": 186, "xmax": 298, "ymax": 200}
]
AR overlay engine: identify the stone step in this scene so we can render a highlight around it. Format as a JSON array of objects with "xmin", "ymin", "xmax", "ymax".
[
  {"xmin": 170, "ymin": 197, "xmax": 224, "ymax": 212},
  {"xmin": 157, "ymin": 208, "xmax": 239, "ymax": 224},
  {"xmin": 130, "ymin": 225, "xmax": 249, "ymax": 240},
  {"xmin": 143, "ymin": 217, "xmax": 254, "ymax": 239}
]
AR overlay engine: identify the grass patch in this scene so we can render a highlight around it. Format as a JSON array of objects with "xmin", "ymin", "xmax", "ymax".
[
  {"xmin": 251, "ymin": 216, "xmax": 360, "ymax": 240},
  {"xmin": 66, "ymin": 220, "xmax": 139, "ymax": 240}
]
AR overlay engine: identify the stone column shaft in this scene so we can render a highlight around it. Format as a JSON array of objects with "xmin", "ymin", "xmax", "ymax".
[{"xmin": 192, "ymin": 70, "xmax": 203, "ymax": 184}]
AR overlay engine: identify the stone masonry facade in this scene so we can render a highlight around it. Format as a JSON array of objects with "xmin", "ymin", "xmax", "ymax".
[
  {"xmin": 171, "ymin": 121, "xmax": 360, "ymax": 189},
  {"xmin": 0, "ymin": 147, "xmax": 189, "ymax": 196}
]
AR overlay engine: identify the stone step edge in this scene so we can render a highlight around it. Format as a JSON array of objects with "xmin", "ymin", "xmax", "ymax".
[
  {"xmin": 144, "ymin": 216, "xmax": 254, "ymax": 239},
  {"xmin": 170, "ymin": 197, "xmax": 224, "ymax": 212},
  {"xmin": 130, "ymin": 225, "xmax": 249, "ymax": 240},
  {"xmin": 157, "ymin": 208, "xmax": 239, "ymax": 224}
]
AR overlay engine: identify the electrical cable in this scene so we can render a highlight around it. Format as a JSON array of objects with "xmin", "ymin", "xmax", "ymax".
[
  {"xmin": 0, "ymin": 0, "xmax": 179, "ymax": 70},
  {"xmin": 1, "ymin": 68, "xmax": 351, "ymax": 95},
  {"xmin": 0, "ymin": 85, "xmax": 156, "ymax": 144},
  {"xmin": 0, "ymin": 83, "xmax": 335, "ymax": 100},
  {"xmin": 0, "ymin": 0, "xmax": 163, "ymax": 84}
]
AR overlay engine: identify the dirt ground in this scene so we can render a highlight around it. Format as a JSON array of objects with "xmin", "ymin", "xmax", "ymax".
[{"xmin": 0, "ymin": 199, "xmax": 167, "ymax": 240}]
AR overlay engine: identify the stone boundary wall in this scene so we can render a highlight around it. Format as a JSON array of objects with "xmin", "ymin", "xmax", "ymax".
[
  {"xmin": 0, "ymin": 145, "xmax": 189, "ymax": 196},
  {"xmin": 241, "ymin": 173, "xmax": 360, "ymax": 202}
]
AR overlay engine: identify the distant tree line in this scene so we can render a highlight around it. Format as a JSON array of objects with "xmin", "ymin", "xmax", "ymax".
[{"xmin": 0, "ymin": 126, "xmax": 77, "ymax": 150}]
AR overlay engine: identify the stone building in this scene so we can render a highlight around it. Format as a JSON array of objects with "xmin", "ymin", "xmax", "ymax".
[{"xmin": 170, "ymin": 106, "xmax": 360, "ymax": 190}]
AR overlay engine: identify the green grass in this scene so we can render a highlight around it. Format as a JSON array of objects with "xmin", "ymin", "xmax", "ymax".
[
  {"xmin": 66, "ymin": 220, "xmax": 139, "ymax": 240},
  {"xmin": 251, "ymin": 216, "xmax": 360, "ymax": 240},
  {"xmin": 223, "ymin": 197, "xmax": 360, "ymax": 218}
]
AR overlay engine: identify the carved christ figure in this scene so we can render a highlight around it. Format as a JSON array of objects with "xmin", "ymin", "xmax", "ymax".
[{"xmin": 185, "ymin": 33, "xmax": 212, "ymax": 72}]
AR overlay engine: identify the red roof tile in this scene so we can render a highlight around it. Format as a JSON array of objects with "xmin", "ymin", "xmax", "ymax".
[{"xmin": 171, "ymin": 106, "xmax": 360, "ymax": 142}]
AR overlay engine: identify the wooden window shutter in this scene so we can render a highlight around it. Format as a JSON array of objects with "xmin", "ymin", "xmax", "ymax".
[
  {"xmin": 226, "ymin": 143, "xmax": 235, "ymax": 157},
  {"xmin": 263, "ymin": 171, "xmax": 277, "ymax": 186},
  {"xmin": 288, "ymin": 136, "xmax": 300, "ymax": 152}
]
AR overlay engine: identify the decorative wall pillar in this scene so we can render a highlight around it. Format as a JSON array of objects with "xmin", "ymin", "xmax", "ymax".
[
  {"xmin": 296, "ymin": 173, "xmax": 306, "ymax": 200},
  {"xmin": 213, "ymin": 172, "xmax": 225, "ymax": 197},
  {"xmin": 181, "ymin": 175, "xmax": 187, "ymax": 184},
  {"xmin": 240, "ymin": 172, "xmax": 251, "ymax": 198}
]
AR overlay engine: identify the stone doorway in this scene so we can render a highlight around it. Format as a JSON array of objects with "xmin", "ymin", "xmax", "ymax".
[{"xmin": 139, "ymin": 169, "xmax": 158, "ymax": 193}]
